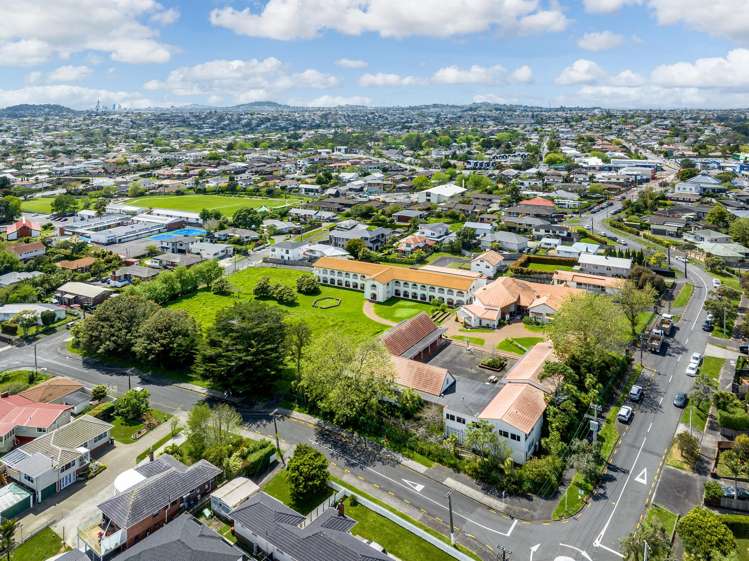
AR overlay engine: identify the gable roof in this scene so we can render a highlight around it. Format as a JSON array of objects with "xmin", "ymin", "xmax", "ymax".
[
  {"xmin": 19, "ymin": 377, "xmax": 84, "ymax": 404},
  {"xmin": 0, "ymin": 394, "xmax": 70, "ymax": 435},
  {"xmin": 7, "ymin": 218, "xmax": 41, "ymax": 234},
  {"xmin": 7, "ymin": 242, "xmax": 45, "ymax": 256},
  {"xmin": 381, "ymin": 312, "xmax": 444, "ymax": 358},
  {"xmin": 113, "ymin": 513, "xmax": 243, "ymax": 561},
  {"xmin": 390, "ymin": 355, "xmax": 455, "ymax": 396},
  {"xmin": 519, "ymin": 196, "xmax": 554, "ymax": 207},
  {"xmin": 473, "ymin": 250, "xmax": 504, "ymax": 266}
]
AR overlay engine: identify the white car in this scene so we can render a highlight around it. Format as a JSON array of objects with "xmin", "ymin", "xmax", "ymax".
[
  {"xmin": 686, "ymin": 363, "xmax": 699, "ymax": 377},
  {"xmin": 713, "ymin": 278, "xmax": 722, "ymax": 289},
  {"xmin": 618, "ymin": 406, "xmax": 634, "ymax": 423},
  {"xmin": 691, "ymin": 352, "xmax": 703, "ymax": 365},
  {"xmin": 675, "ymin": 256, "xmax": 687, "ymax": 263}
]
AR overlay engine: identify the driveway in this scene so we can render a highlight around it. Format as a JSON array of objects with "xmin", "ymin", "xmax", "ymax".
[
  {"xmin": 443, "ymin": 317, "xmax": 542, "ymax": 354},
  {"xmin": 653, "ymin": 466, "xmax": 704, "ymax": 515}
]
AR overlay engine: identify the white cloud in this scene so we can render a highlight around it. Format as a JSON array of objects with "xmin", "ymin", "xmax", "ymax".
[
  {"xmin": 510, "ymin": 65, "xmax": 534, "ymax": 83},
  {"xmin": 358, "ymin": 72, "xmax": 423, "ymax": 87},
  {"xmin": 0, "ymin": 85, "xmax": 155, "ymax": 110},
  {"xmin": 555, "ymin": 59, "xmax": 606, "ymax": 85},
  {"xmin": 210, "ymin": 0, "xmax": 568, "ymax": 40},
  {"xmin": 577, "ymin": 31, "xmax": 624, "ymax": 51},
  {"xmin": 583, "ymin": 0, "xmax": 640, "ymax": 13},
  {"xmin": 150, "ymin": 7, "xmax": 179, "ymax": 25},
  {"xmin": 651, "ymin": 49, "xmax": 749, "ymax": 88},
  {"xmin": 145, "ymin": 58, "xmax": 341, "ymax": 102},
  {"xmin": 609, "ymin": 69, "xmax": 645, "ymax": 86},
  {"xmin": 473, "ymin": 93, "xmax": 509, "ymax": 104},
  {"xmin": 336, "ymin": 58, "xmax": 368, "ymax": 69},
  {"xmin": 48, "ymin": 65, "xmax": 92, "ymax": 82},
  {"xmin": 297, "ymin": 95, "xmax": 372, "ymax": 106},
  {"xmin": 431, "ymin": 65, "xmax": 506, "ymax": 85},
  {"xmin": 0, "ymin": 0, "xmax": 174, "ymax": 65},
  {"xmin": 25, "ymin": 72, "xmax": 43, "ymax": 85}
]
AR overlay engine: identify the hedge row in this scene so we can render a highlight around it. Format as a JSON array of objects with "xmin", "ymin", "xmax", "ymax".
[
  {"xmin": 718, "ymin": 410, "xmax": 749, "ymax": 431},
  {"xmin": 721, "ymin": 514, "xmax": 749, "ymax": 538},
  {"xmin": 511, "ymin": 254, "xmax": 578, "ymax": 269},
  {"xmin": 244, "ymin": 444, "xmax": 275, "ymax": 477},
  {"xmin": 89, "ymin": 401, "xmax": 115, "ymax": 421},
  {"xmin": 575, "ymin": 228, "xmax": 611, "ymax": 246}
]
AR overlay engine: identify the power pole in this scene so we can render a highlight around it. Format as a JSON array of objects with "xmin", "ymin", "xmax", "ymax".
[
  {"xmin": 33, "ymin": 344, "xmax": 37, "ymax": 376},
  {"xmin": 447, "ymin": 491, "xmax": 455, "ymax": 545},
  {"xmin": 273, "ymin": 413, "xmax": 285, "ymax": 466}
]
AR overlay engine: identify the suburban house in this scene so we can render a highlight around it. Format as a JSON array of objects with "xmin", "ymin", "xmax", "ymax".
[
  {"xmin": 212, "ymin": 227, "xmax": 259, "ymax": 243},
  {"xmin": 19, "ymin": 377, "xmax": 92, "ymax": 415},
  {"xmin": 328, "ymin": 221, "xmax": 390, "ymax": 251},
  {"xmin": 110, "ymin": 265, "xmax": 160, "ymax": 285},
  {"xmin": 471, "ymin": 250, "xmax": 505, "ymax": 278},
  {"xmin": 444, "ymin": 342, "xmax": 558, "ymax": 463},
  {"xmin": 55, "ymin": 282, "xmax": 113, "ymax": 307},
  {"xmin": 210, "ymin": 477, "xmax": 259, "ymax": 520},
  {"xmin": 0, "ymin": 395, "xmax": 72, "ymax": 452},
  {"xmin": 0, "ymin": 271, "xmax": 43, "ymax": 287},
  {"xmin": 673, "ymin": 173, "xmax": 726, "ymax": 196},
  {"xmin": 159, "ymin": 236, "xmax": 197, "ymax": 254},
  {"xmin": 552, "ymin": 270, "xmax": 625, "ymax": 294},
  {"xmin": 269, "ymin": 240, "xmax": 307, "ymax": 261},
  {"xmin": 504, "ymin": 197, "xmax": 557, "ymax": 222},
  {"xmin": 578, "ymin": 254, "xmax": 632, "ymax": 278},
  {"xmin": 189, "ymin": 241, "xmax": 233, "ymax": 260},
  {"xmin": 396, "ymin": 234, "xmax": 436, "ymax": 254},
  {"xmin": 392, "ymin": 209, "xmax": 427, "ymax": 224},
  {"xmin": 56, "ymin": 257, "xmax": 97, "ymax": 272},
  {"xmin": 532, "ymin": 222, "xmax": 571, "ymax": 240},
  {"xmin": 556, "ymin": 242, "xmax": 600, "ymax": 259},
  {"xmin": 0, "ymin": 303, "xmax": 65, "ymax": 323},
  {"xmin": 458, "ymin": 277, "xmax": 580, "ymax": 327},
  {"xmin": 684, "ymin": 228, "xmax": 732, "ymax": 244},
  {"xmin": 415, "ymin": 182, "xmax": 466, "ymax": 203},
  {"xmin": 2, "ymin": 415, "xmax": 112, "ymax": 503},
  {"xmin": 230, "ymin": 492, "xmax": 391, "ymax": 561},
  {"xmin": 7, "ymin": 241, "xmax": 46, "ymax": 261},
  {"xmin": 480, "ymin": 231, "xmax": 529, "ymax": 252},
  {"xmin": 646, "ymin": 215, "xmax": 687, "ymax": 237},
  {"xmin": 108, "ymin": 513, "xmax": 244, "ymax": 561},
  {"xmin": 314, "ymin": 257, "xmax": 483, "ymax": 306},
  {"xmin": 150, "ymin": 252, "xmax": 203, "ymax": 269},
  {"xmin": 696, "ymin": 242, "xmax": 749, "ymax": 266},
  {"xmin": 80, "ymin": 454, "xmax": 222, "ymax": 560},
  {"xmin": 6, "ymin": 218, "xmax": 41, "ymax": 240},
  {"xmin": 416, "ymin": 222, "xmax": 451, "ymax": 241}
]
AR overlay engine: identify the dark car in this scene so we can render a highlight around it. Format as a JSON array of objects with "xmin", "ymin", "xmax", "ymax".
[
  {"xmin": 673, "ymin": 393, "xmax": 688, "ymax": 408},
  {"xmin": 703, "ymin": 320, "xmax": 713, "ymax": 332}
]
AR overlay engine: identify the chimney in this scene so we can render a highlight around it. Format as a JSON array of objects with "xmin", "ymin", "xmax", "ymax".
[{"xmin": 149, "ymin": 449, "xmax": 154, "ymax": 462}]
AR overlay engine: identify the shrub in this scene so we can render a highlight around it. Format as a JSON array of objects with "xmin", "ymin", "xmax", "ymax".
[
  {"xmin": 273, "ymin": 284, "xmax": 298, "ymax": 306},
  {"xmin": 40, "ymin": 310, "xmax": 58, "ymax": 327},
  {"xmin": 704, "ymin": 480, "xmax": 724, "ymax": 506},
  {"xmin": 719, "ymin": 411, "xmax": 749, "ymax": 432},
  {"xmin": 91, "ymin": 385, "xmax": 108, "ymax": 401},
  {"xmin": 89, "ymin": 401, "xmax": 115, "ymax": 421},
  {"xmin": 287, "ymin": 444, "xmax": 329, "ymax": 502},
  {"xmin": 1, "ymin": 322, "xmax": 17, "ymax": 336},
  {"xmin": 211, "ymin": 277, "xmax": 232, "ymax": 295},
  {"xmin": 296, "ymin": 274, "xmax": 320, "ymax": 295},
  {"xmin": 481, "ymin": 356, "xmax": 508, "ymax": 370},
  {"xmin": 244, "ymin": 444, "xmax": 275, "ymax": 477},
  {"xmin": 113, "ymin": 389, "xmax": 150, "ymax": 422},
  {"xmin": 398, "ymin": 388, "xmax": 423, "ymax": 418},
  {"xmin": 520, "ymin": 455, "xmax": 563, "ymax": 494},
  {"xmin": 253, "ymin": 276, "xmax": 274, "ymax": 299},
  {"xmin": 675, "ymin": 432, "xmax": 700, "ymax": 468}
]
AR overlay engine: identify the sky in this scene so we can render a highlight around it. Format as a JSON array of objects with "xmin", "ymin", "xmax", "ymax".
[{"xmin": 1, "ymin": 0, "xmax": 749, "ymax": 110}]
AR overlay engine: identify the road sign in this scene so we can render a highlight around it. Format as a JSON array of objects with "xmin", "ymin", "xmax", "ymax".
[
  {"xmin": 402, "ymin": 479, "xmax": 425, "ymax": 493},
  {"xmin": 635, "ymin": 468, "xmax": 648, "ymax": 485}
]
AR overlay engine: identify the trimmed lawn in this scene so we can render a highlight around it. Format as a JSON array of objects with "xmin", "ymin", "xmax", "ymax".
[
  {"xmin": 553, "ymin": 474, "xmax": 593, "ymax": 519},
  {"xmin": 680, "ymin": 400, "xmax": 709, "ymax": 433},
  {"xmin": 738, "ymin": 538, "xmax": 749, "ymax": 561},
  {"xmin": 496, "ymin": 336, "xmax": 544, "ymax": 355},
  {"xmin": 169, "ymin": 267, "xmax": 387, "ymax": 345},
  {"xmin": 262, "ymin": 470, "xmax": 333, "ymax": 515},
  {"xmin": 673, "ymin": 282, "xmax": 694, "ymax": 308},
  {"xmin": 703, "ymin": 356, "xmax": 725, "ymax": 380},
  {"xmin": 111, "ymin": 409, "xmax": 170, "ymax": 444},
  {"xmin": 373, "ymin": 298, "xmax": 434, "ymax": 323},
  {"xmin": 12, "ymin": 528, "xmax": 66, "ymax": 561},
  {"xmin": 635, "ymin": 311, "xmax": 655, "ymax": 334},
  {"xmin": 345, "ymin": 497, "xmax": 459, "ymax": 561},
  {"xmin": 646, "ymin": 504, "xmax": 678, "ymax": 536},
  {"xmin": 20, "ymin": 197, "xmax": 60, "ymax": 214},
  {"xmin": 128, "ymin": 194, "xmax": 307, "ymax": 217},
  {"xmin": 527, "ymin": 263, "xmax": 575, "ymax": 272},
  {"xmin": 452, "ymin": 335, "xmax": 485, "ymax": 346},
  {"xmin": 666, "ymin": 439, "xmax": 692, "ymax": 472},
  {"xmin": 712, "ymin": 272, "xmax": 741, "ymax": 291},
  {"xmin": 0, "ymin": 370, "xmax": 50, "ymax": 394}
]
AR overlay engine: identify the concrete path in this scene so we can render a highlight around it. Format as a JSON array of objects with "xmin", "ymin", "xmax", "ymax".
[
  {"xmin": 443, "ymin": 317, "xmax": 542, "ymax": 354},
  {"xmin": 362, "ymin": 300, "xmax": 396, "ymax": 326},
  {"xmin": 705, "ymin": 343, "xmax": 740, "ymax": 361}
]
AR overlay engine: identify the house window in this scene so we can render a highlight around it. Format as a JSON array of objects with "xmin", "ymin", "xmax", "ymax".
[
  {"xmin": 499, "ymin": 430, "xmax": 509, "ymax": 438},
  {"xmin": 510, "ymin": 433, "xmax": 520, "ymax": 441},
  {"xmin": 36, "ymin": 427, "xmax": 46, "ymax": 433},
  {"xmin": 446, "ymin": 413, "xmax": 455, "ymax": 421},
  {"xmin": 456, "ymin": 417, "xmax": 466, "ymax": 425},
  {"xmin": 23, "ymin": 474, "xmax": 34, "ymax": 484},
  {"xmin": 94, "ymin": 432, "xmax": 108, "ymax": 443}
]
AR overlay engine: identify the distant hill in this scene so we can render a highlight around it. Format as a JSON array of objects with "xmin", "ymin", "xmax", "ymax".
[{"xmin": 0, "ymin": 104, "xmax": 77, "ymax": 118}]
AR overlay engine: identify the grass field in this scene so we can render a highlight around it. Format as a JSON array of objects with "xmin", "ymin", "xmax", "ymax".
[
  {"xmin": 527, "ymin": 263, "xmax": 575, "ymax": 272},
  {"xmin": 673, "ymin": 282, "xmax": 694, "ymax": 308},
  {"xmin": 452, "ymin": 335, "xmax": 485, "ymax": 346},
  {"xmin": 646, "ymin": 504, "xmax": 678, "ymax": 535},
  {"xmin": 110, "ymin": 409, "xmax": 169, "ymax": 444},
  {"xmin": 128, "ymin": 194, "xmax": 306, "ymax": 217},
  {"xmin": 12, "ymin": 527, "xmax": 66, "ymax": 561},
  {"xmin": 20, "ymin": 197, "xmax": 58, "ymax": 214},
  {"xmin": 169, "ymin": 267, "xmax": 387, "ymax": 344},
  {"xmin": 372, "ymin": 298, "xmax": 434, "ymax": 323},
  {"xmin": 496, "ymin": 336, "xmax": 544, "ymax": 355},
  {"xmin": 262, "ymin": 470, "xmax": 333, "ymax": 515}
]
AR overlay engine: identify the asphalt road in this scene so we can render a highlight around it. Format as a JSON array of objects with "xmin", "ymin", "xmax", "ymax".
[{"xmin": 0, "ymin": 202, "xmax": 715, "ymax": 561}]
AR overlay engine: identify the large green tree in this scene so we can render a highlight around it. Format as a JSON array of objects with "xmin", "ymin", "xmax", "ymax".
[
  {"xmin": 620, "ymin": 518, "xmax": 671, "ymax": 561},
  {"xmin": 232, "ymin": 207, "xmax": 262, "ymax": 230},
  {"xmin": 114, "ymin": 389, "xmax": 150, "ymax": 422},
  {"xmin": 299, "ymin": 334, "xmax": 395, "ymax": 428},
  {"xmin": 615, "ymin": 280, "xmax": 656, "ymax": 340},
  {"xmin": 51, "ymin": 193, "xmax": 77, "ymax": 215},
  {"xmin": 73, "ymin": 294, "xmax": 158, "ymax": 357},
  {"xmin": 195, "ymin": 301, "xmax": 289, "ymax": 394},
  {"xmin": 706, "ymin": 203, "xmax": 734, "ymax": 232},
  {"xmin": 677, "ymin": 507, "xmax": 735, "ymax": 561},
  {"xmin": 133, "ymin": 308, "xmax": 200, "ymax": 367},
  {"xmin": 730, "ymin": 217, "xmax": 749, "ymax": 246},
  {"xmin": 286, "ymin": 443, "xmax": 329, "ymax": 503}
]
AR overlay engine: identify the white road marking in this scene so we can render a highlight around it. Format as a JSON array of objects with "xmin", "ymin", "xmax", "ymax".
[
  {"xmin": 0, "ymin": 346, "xmax": 13, "ymax": 353},
  {"xmin": 668, "ymin": 374, "xmax": 673, "ymax": 383},
  {"xmin": 402, "ymin": 479, "xmax": 424, "ymax": 493},
  {"xmin": 647, "ymin": 422, "xmax": 653, "ymax": 433},
  {"xmin": 595, "ymin": 542, "xmax": 625, "ymax": 559},
  {"xmin": 560, "ymin": 543, "xmax": 593, "ymax": 561},
  {"xmin": 685, "ymin": 337, "xmax": 689, "ymax": 345},
  {"xmin": 658, "ymin": 396, "xmax": 664, "ymax": 405},
  {"xmin": 677, "ymin": 355, "xmax": 682, "ymax": 363},
  {"xmin": 530, "ymin": 544, "xmax": 540, "ymax": 561},
  {"xmin": 594, "ymin": 436, "xmax": 647, "ymax": 551},
  {"xmin": 634, "ymin": 468, "xmax": 648, "ymax": 485}
]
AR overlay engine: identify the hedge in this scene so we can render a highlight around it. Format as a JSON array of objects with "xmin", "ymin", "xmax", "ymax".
[
  {"xmin": 512, "ymin": 254, "xmax": 579, "ymax": 268},
  {"xmin": 244, "ymin": 444, "xmax": 275, "ymax": 477},
  {"xmin": 718, "ymin": 410, "xmax": 749, "ymax": 431},
  {"xmin": 575, "ymin": 228, "xmax": 611, "ymax": 246},
  {"xmin": 89, "ymin": 401, "xmax": 115, "ymax": 421},
  {"xmin": 721, "ymin": 514, "xmax": 749, "ymax": 538}
]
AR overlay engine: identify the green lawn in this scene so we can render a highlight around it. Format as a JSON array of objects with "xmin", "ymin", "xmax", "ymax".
[
  {"xmin": 20, "ymin": 197, "xmax": 60, "ymax": 214},
  {"xmin": 738, "ymin": 538, "xmax": 749, "ymax": 561},
  {"xmin": 703, "ymin": 356, "xmax": 726, "ymax": 379},
  {"xmin": 372, "ymin": 298, "xmax": 435, "ymax": 323},
  {"xmin": 12, "ymin": 528, "xmax": 66, "ymax": 561},
  {"xmin": 111, "ymin": 409, "xmax": 170, "ymax": 444},
  {"xmin": 646, "ymin": 504, "xmax": 678, "ymax": 536},
  {"xmin": 673, "ymin": 282, "xmax": 694, "ymax": 308},
  {"xmin": 452, "ymin": 335, "xmax": 485, "ymax": 346},
  {"xmin": 527, "ymin": 263, "xmax": 575, "ymax": 272},
  {"xmin": 712, "ymin": 272, "xmax": 741, "ymax": 291},
  {"xmin": 345, "ymin": 497, "xmax": 459, "ymax": 561},
  {"xmin": 495, "ymin": 336, "xmax": 544, "ymax": 355},
  {"xmin": 262, "ymin": 470, "xmax": 333, "ymax": 515},
  {"xmin": 128, "ymin": 194, "xmax": 306, "ymax": 217},
  {"xmin": 0, "ymin": 370, "xmax": 50, "ymax": 395},
  {"xmin": 169, "ymin": 267, "xmax": 387, "ymax": 345},
  {"xmin": 680, "ymin": 400, "xmax": 709, "ymax": 433},
  {"xmin": 553, "ymin": 473, "xmax": 593, "ymax": 519}
]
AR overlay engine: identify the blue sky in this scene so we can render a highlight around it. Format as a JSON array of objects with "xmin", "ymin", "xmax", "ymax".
[{"xmin": 0, "ymin": 0, "xmax": 748, "ymax": 110}]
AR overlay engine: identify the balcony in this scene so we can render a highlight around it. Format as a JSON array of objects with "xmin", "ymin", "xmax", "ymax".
[{"xmin": 78, "ymin": 516, "xmax": 126, "ymax": 559}]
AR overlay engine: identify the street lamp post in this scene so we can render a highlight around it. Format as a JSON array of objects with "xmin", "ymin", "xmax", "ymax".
[
  {"xmin": 33, "ymin": 343, "xmax": 37, "ymax": 376},
  {"xmin": 447, "ymin": 491, "xmax": 455, "ymax": 546}
]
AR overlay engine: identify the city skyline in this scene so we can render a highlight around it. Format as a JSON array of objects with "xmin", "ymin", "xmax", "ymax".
[{"xmin": 1, "ymin": 0, "xmax": 749, "ymax": 110}]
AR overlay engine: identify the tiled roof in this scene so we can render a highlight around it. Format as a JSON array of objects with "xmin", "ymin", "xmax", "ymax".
[
  {"xmin": 474, "ymin": 250, "xmax": 504, "ymax": 266},
  {"xmin": 98, "ymin": 455, "xmax": 221, "ymax": 529},
  {"xmin": 56, "ymin": 256, "xmax": 97, "ymax": 270},
  {"xmin": 381, "ymin": 312, "xmax": 442, "ymax": 357},
  {"xmin": 0, "ymin": 394, "xmax": 70, "ymax": 435},
  {"xmin": 390, "ymin": 355, "xmax": 453, "ymax": 396},
  {"xmin": 19, "ymin": 376, "xmax": 84, "ymax": 404},
  {"xmin": 7, "ymin": 241, "xmax": 44, "ymax": 255},
  {"xmin": 519, "ymin": 197, "xmax": 554, "ymax": 207}
]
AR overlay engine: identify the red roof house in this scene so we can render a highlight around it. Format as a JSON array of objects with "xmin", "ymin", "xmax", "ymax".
[
  {"xmin": 6, "ymin": 218, "xmax": 41, "ymax": 241},
  {"xmin": 519, "ymin": 197, "xmax": 554, "ymax": 207},
  {"xmin": 0, "ymin": 395, "xmax": 72, "ymax": 451}
]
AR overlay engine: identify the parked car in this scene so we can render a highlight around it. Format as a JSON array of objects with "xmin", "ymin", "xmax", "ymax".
[
  {"xmin": 740, "ymin": 344, "xmax": 749, "ymax": 355},
  {"xmin": 686, "ymin": 363, "xmax": 699, "ymax": 377},
  {"xmin": 629, "ymin": 385, "xmax": 644, "ymax": 402},
  {"xmin": 722, "ymin": 484, "xmax": 749, "ymax": 500},
  {"xmin": 617, "ymin": 406, "xmax": 634, "ymax": 423},
  {"xmin": 706, "ymin": 313, "xmax": 714, "ymax": 322},
  {"xmin": 703, "ymin": 320, "xmax": 713, "ymax": 332},
  {"xmin": 690, "ymin": 352, "xmax": 702, "ymax": 365},
  {"xmin": 673, "ymin": 393, "xmax": 688, "ymax": 408},
  {"xmin": 713, "ymin": 278, "xmax": 722, "ymax": 289}
]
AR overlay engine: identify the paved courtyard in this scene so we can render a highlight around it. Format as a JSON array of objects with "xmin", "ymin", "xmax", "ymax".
[{"xmin": 443, "ymin": 316, "xmax": 543, "ymax": 354}]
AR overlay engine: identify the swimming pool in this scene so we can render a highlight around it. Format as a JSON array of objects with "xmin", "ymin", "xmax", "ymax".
[{"xmin": 149, "ymin": 227, "xmax": 207, "ymax": 241}]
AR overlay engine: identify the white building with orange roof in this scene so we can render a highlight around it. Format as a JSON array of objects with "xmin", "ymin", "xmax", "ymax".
[
  {"xmin": 458, "ymin": 276, "xmax": 580, "ymax": 328},
  {"xmin": 313, "ymin": 257, "xmax": 484, "ymax": 306},
  {"xmin": 471, "ymin": 250, "xmax": 505, "ymax": 278},
  {"xmin": 552, "ymin": 270, "xmax": 625, "ymax": 295},
  {"xmin": 444, "ymin": 342, "xmax": 558, "ymax": 463}
]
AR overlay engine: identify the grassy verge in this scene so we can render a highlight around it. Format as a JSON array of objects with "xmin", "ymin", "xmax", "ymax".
[
  {"xmin": 646, "ymin": 504, "xmax": 678, "ymax": 536},
  {"xmin": 262, "ymin": 469, "xmax": 334, "ymax": 515},
  {"xmin": 136, "ymin": 428, "xmax": 182, "ymax": 463},
  {"xmin": 330, "ymin": 476, "xmax": 481, "ymax": 561},
  {"xmin": 111, "ymin": 409, "xmax": 170, "ymax": 444},
  {"xmin": 0, "ymin": 370, "xmax": 50, "ymax": 395},
  {"xmin": 12, "ymin": 528, "xmax": 66, "ymax": 561},
  {"xmin": 665, "ymin": 440, "xmax": 692, "ymax": 472},
  {"xmin": 496, "ymin": 337, "xmax": 544, "ymax": 355},
  {"xmin": 452, "ymin": 335, "xmax": 485, "ymax": 346},
  {"xmin": 673, "ymin": 282, "xmax": 694, "ymax": 308}
]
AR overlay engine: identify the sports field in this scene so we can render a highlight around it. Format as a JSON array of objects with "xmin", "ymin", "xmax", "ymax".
[
  {"xmin": 128, "ymin": 194, "xmax": 307, "ymax": 217},
  {"xmin": 20, "ymin": 197, "xmax": 57, "ymax": 214}
]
